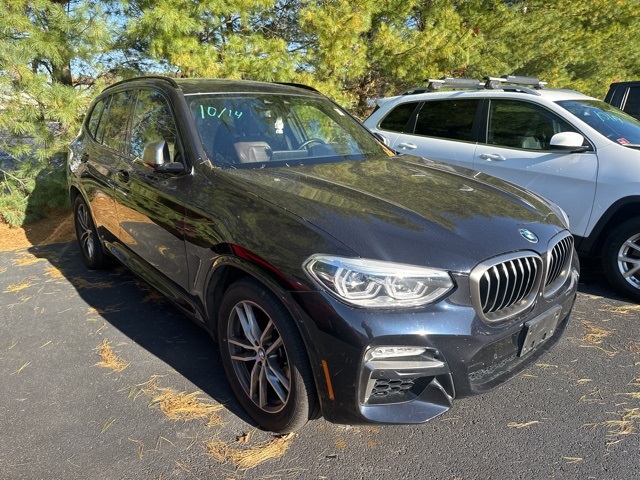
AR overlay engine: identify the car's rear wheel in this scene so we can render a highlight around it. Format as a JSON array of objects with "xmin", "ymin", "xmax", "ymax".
[
  {"xmin": 602, "ymin": 219, "xmax": 640, "ymax": 301},
  {"xmin": 73, "ymin": 196, "xmax": 110, "ymax": 269},
  {"xmin": 217, "ymin": 279, "xmax": 318, "ymax": 433}
]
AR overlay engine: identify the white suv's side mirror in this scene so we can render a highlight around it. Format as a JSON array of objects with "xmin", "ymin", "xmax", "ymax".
[{"xmin": 550, "ymin": 132, "xmax": 588, "ymax": 152}]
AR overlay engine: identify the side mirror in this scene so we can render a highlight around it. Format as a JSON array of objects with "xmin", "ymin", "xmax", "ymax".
[
  {"xmin": 550, "ymin": 132, "xmax": 589, "ymax": 153},
  {"xmin": 142, "ymin": 140, "xmax": 185, "ymax": 174}
]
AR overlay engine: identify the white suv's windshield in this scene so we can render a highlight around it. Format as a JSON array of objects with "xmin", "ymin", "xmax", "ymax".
[
  {"xmin": 186, "ymin": 93, "xmax": 389, "ymax": 168},
  {"xmin": 557, "ymin": 99, "xmax": 640, "ymax": 146}
]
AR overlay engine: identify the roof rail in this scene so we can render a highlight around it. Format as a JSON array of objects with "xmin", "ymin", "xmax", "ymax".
[
  {"xmin": 402, "ymin": 77, "xmax": 483, "ymax": 95},
  {"xmin": 484, "ymin": 75, "xmax": 547, "ymax": 90},
  {"xmin": 399, "ymin": 75, "xmax": 548, "ymax": 97},
  {"xmin": 275, "ymin": 82, "xmax": 320, "ymax": 93},
  {"xmin": 103, "ymin": 75, "xmax": 180, "ymax": 92}
]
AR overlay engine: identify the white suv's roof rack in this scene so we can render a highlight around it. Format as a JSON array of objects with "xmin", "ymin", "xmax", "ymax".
[{"xmin": 401, "ymin": 75, "xmax": 547, "ymax": 96}]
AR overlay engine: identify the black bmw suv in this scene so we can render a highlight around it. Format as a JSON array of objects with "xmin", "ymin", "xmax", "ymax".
[{"xmin": 68, "ymin": 76, "xmax": 578, "ymax": 432}]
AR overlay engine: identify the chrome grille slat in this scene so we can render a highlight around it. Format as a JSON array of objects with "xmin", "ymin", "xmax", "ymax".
[
  {"xmin": 545, "ymin": 234, "xmax": 574, "ymax": 297},
  {"xmin": 471, "ymin": 252, "xmax": 542, "ymax": 322}
]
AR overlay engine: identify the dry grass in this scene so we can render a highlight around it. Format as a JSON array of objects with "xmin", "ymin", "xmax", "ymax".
[
  {"xmin": 582, "ymin": 321, "xmax": 613, "ymax": 344},
  {"xmin": 95, "ymin": 339, "xmax": 130, "ymax": 372},
  {"xmin": 609, "ymin": 304, "xmax": 640, "ymax": 315},
  {"xmin": 4, "ymin": 282, "xmax": 33, "ymax": 293},
  {"xmin": 12, "ymin": 253, "xmax": 44, "ymax": 267},
  {"xmin": 44, "ymin": 265, "xmax": 64, "ymax": 279},
  {"xmin": 137, "ymin": 377, "xmax": 224, "ymax": 427},
  {"xmin": 601, "ymin": 408, "xmax": 640, "ymax": 436},
  {"xmin": 72, "ymin": 278, "xmax": 116, "ymax": 289},
  {"xmin": 0, "ymin": 267, "xmax": 6, "ymax": 275},
  {"xmin": 206, "ymin": 433, "xmax": 295, "ymax": 471},
  {"xmin": 507, "ymin": 421, "xmax": 540, "ymax": 429}
]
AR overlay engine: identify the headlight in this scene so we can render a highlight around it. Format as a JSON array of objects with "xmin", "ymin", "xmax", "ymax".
[{"xmin": 304, "ymin": 255, "xmax": 454, "ymax": 308}]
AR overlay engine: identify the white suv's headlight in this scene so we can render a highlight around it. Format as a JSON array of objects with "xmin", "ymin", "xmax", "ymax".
[{"xmin": 304, "ymin": 255, "xmax": 454, "ymax": 308}]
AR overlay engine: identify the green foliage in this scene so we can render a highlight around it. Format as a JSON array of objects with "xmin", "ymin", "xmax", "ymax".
[
  {"xmin": 0, "ymin": 0, "xmax": 114, "ymax": 226},
  {"xmin": 2, "ymin": 0, "xmax": 640, "ymax": 226}
]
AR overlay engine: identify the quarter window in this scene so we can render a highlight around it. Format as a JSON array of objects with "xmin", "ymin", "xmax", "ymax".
[
  {"xmin": 487, "ymin": 100, "xmax": 576, "ymax": 150},
  {"xmin": 87, "ymin": 99, "xmax": 106, "ymax": 141},
  {"xmin": 414, "ymin": 99, "xmax": 479, "ymax": 141}
]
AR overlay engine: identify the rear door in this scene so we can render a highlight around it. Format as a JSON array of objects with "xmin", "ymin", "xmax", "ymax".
[
  {"xmin": 473, "ymin": 99, "xmax": 598, "ymax": 237},
  {"xmin": 389, "ymin": 98, "xmax": 480, "ymax": 168}
]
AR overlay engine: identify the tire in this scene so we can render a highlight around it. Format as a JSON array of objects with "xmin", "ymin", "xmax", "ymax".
[
  {"xmin": 602, "ymin": 218, "xmax": 640, "ymax": 301},
  {"xmin": 73, "ymin": 196, "xmax": 111, "ymax": 269},
  {"xmin": 217, "ymin": 279, "xmax": 318, "ymax": 433}
]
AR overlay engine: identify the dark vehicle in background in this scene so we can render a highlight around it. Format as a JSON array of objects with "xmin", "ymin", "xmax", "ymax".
[
  {"xmin": 605, "ymin": 81, "xmax": 640, "ymax": 120},
  {"xmin": 68, "ymin": 76, "xmax": 578, "ymax": 433}
]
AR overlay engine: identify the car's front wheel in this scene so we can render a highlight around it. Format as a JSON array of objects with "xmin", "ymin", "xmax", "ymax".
[
  {"xmin": 73, "ymin": 196, "xmax": 110, "ymax": 269},
  {"xmin": 602, "ymin": 218, "xmax": 640, "ymax": 301},
  {"xmin": 217, "ymin": 279, "xmax": 318, "ymax": 433}
]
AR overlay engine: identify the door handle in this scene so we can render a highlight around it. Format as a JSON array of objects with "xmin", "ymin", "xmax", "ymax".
[
  {"xmin": 479, "ymin": 153, "xmax": 507, "ymax": 161},
  {"xmin": 396, "ymin": 142, "xmax": 418, "ymax": 150}
]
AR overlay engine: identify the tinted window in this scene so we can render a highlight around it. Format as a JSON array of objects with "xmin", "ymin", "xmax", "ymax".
[
  {"xmin": 623, "ymin": 86, "xmax": 640, "ymax": 119},
  {"xmin": 130, "ymin": 90, "xmax": 178, "ymax": 160},
  {"xmin": 488, "ymin": 100, "xmax": 576, "ymax": 150},
  {"xmin": 414, "ymin": 99, "xmax": 479, "ymax": 141},
  {"xmin": 87, "ymin": 99, "xmax": 106, "ymax": 141},
  {"xmin": 379, "ymin": 102, "xmax": 419, "ymax": 132},
  {"xmin": 103, "ymin": 91, "xmax": 133, "ymax": 153}
]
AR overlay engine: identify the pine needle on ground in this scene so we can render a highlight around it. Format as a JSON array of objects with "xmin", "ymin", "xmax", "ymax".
[
  {"xmin": 95, "ymin": 339, "xmax": 130, "ymax": 372},
  {"xmin": 206, "ymin": 433, "xmax": 295, "ymax": 471}
]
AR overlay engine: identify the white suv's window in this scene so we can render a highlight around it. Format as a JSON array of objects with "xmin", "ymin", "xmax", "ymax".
[
  {"xmin": 558, "ymin": 99, "xmax": 640, "ymax": 145},
  {"xmin": 487, "ymin": 100, "xmax": 576, "ymax": 150},
  {"xmin": 415, "ymin": 99, "xmax": 479, "ymax": 141},
  {"xmin": 379, "ymin": 101, "xmax": 419, "ymax": 133}
]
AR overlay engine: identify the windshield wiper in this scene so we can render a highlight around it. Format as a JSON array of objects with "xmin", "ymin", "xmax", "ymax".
[{"xmin": 621, "ymin": 143, "xmax": 640, "ymax": 150}]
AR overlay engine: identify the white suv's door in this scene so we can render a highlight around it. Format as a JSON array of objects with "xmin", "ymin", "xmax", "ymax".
[
  {"xmin": 473, "ymin": 99, "xmax": 598, "ymax": 237},
  {"xmin": 376, "ymin": 98, "xmax": 480, "ymax": 168}
]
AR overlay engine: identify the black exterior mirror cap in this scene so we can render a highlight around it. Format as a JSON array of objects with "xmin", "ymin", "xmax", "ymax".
[{"xmin": 155, "ymin": 162, "xmax": 185, "ymax": 173}]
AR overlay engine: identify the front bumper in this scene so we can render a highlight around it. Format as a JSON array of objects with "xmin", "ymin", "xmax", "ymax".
[{"xmin": 290, "ymin": 258, "xmax": 578, "ymax": 425}]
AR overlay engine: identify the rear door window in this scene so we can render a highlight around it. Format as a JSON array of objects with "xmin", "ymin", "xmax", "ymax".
[{"xmin": 414, "ymin": 99, "xmax": 479, "ymax": 141}]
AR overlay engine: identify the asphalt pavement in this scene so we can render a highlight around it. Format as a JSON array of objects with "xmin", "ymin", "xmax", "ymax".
[{"xmin": 0, "ymin": 241, "xmax": 638, "ymax": 479}]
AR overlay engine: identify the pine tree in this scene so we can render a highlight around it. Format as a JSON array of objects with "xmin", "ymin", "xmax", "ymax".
[{"xmin": 0, "ymin": 0, "xmax": 114, "ymax": 225}]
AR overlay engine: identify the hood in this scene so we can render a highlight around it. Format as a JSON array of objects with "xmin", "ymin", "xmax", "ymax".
[{"xmin": 223, "ymin": 157, "xmax": 566, "ymax": 272}]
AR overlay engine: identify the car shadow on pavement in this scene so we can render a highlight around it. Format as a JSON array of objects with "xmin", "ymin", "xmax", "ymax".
[{"xmin": 27, "ymin": 240, "xmax": 256, "ymax": 427}]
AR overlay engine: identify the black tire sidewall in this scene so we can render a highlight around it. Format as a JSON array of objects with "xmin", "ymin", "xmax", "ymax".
[
  {"xmin": 217, "ymin": 279, "xmax": 315, "ymax": 433},
  {"xmin": 73, "ymin": 196, "xmax": 108, "ymax": 269},
  {"xmin": 602, "ymin": 219, "xmax": 640, "ymax": 301}
]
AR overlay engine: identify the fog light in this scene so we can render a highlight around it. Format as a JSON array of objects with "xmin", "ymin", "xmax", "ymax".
[{"xmin": 369, "ymin": 346, "xmax": 427, "ymax": 359}]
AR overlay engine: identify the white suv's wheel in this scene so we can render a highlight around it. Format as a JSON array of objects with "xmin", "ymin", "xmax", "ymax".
[{"xmin": 602, "ymin": 219, "xmax": 640, "ymax": 301}]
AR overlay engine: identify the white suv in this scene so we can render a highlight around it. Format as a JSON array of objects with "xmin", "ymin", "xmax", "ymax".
[{"xmin": 365, "ymin": 76, "xmax": 640, "ymax": 301}]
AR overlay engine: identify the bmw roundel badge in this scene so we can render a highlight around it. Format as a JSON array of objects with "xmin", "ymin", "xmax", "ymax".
[{"xmin": 519, "ymin": 229, "xmax": 539, "ymax": 243}]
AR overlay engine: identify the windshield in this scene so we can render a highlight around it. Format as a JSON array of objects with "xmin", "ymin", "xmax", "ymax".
[
  {"xmin": 185, "ymin": 93, "xmax": 390, "ymax": 168},
  {"xmin": 557, "ymin": 99, "xmax": 640, "ymax": 145}
]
